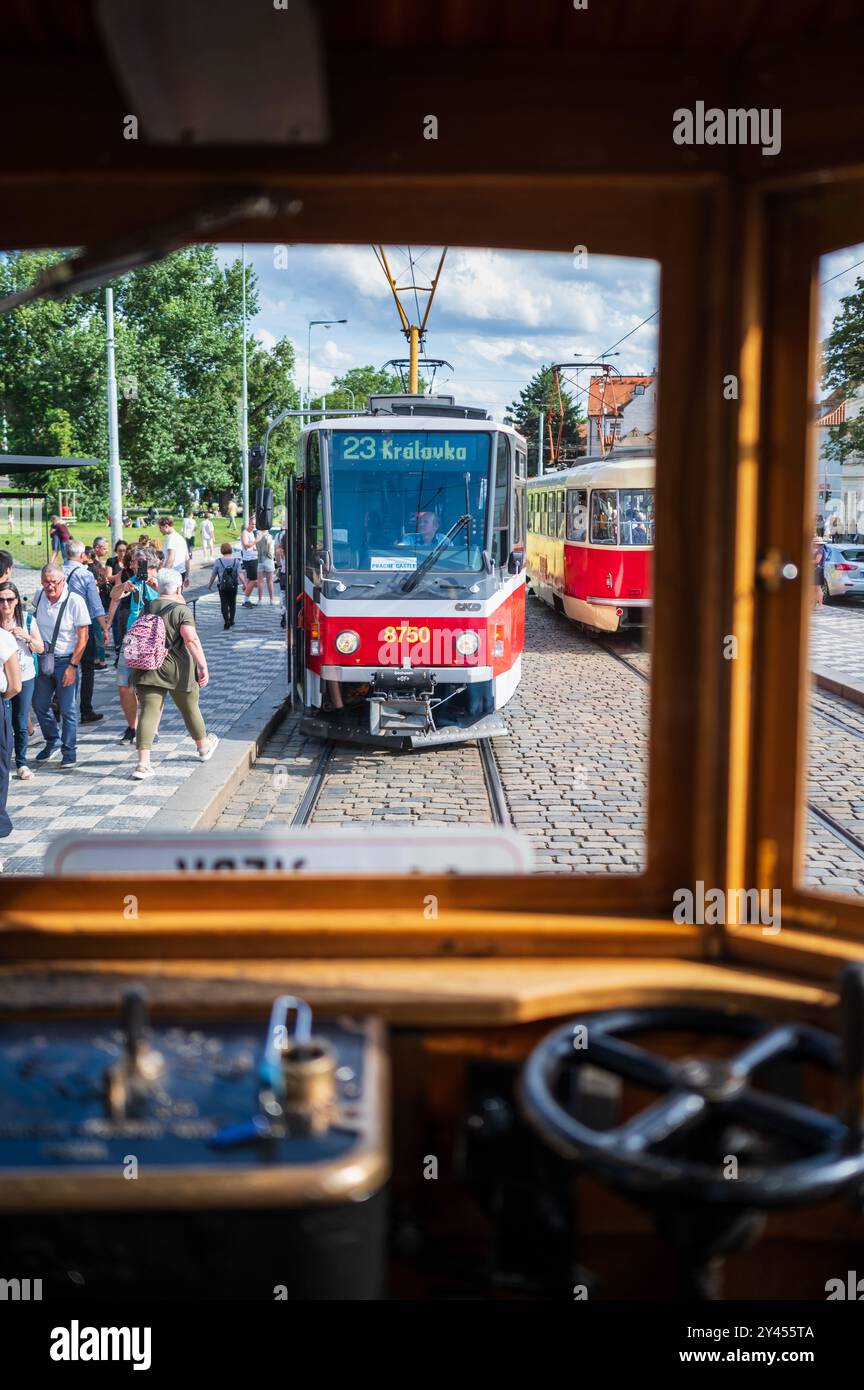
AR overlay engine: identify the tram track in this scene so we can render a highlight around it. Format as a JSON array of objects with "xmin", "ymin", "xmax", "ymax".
[
  {"xmin": 290, "ymin": 741, "xmax": 334, "ymax": 826},
  {"xmin": 289, "ymin": 734, "xmax": 512, "ymax": 829},
  {"xmin": 596, "ymin": 638, "xmax": 864, "ymax": 867}
]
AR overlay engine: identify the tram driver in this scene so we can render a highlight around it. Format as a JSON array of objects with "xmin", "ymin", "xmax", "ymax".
[{"xmin": 398, "ymin": 510, "xmax": 450, "ymax": 549}]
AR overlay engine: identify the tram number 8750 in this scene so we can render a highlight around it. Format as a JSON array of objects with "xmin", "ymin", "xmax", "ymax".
[{"xmin": 379, "ymin": 625, "xmax": 431, "ymax": 644}]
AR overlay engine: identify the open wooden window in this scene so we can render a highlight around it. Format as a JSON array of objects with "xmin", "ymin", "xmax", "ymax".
[{"xmin": 728, "ymin": 175, "xmax": 864, "ymax": 979}]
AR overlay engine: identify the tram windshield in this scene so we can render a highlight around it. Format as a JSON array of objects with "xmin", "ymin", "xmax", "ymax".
[{"xmin": 328, "ymin": 429, "xmax": 491, "ymax": 572}]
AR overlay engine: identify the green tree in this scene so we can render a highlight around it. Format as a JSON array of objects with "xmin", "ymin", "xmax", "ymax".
[
  {"xmin": 0, "ymin": 246, "xmax": 302, "ymax": 519},
  {"xmin": 822, "ymin": 276, "xmax": 864, "ymax": 469},
  {"xmin": 247, "ymin": 336, "xmax": 301, "ymax": 505},
  {"xmin": 509, "ymin": 365, "xmax": 584, "ymax": 474},
  {"xmin": 322, "ymin": 365, "xmax": 405, "ymax": 414},
  {"xmin": 0, "ymin": 250, "xmax": 110, "ymax": 513}
]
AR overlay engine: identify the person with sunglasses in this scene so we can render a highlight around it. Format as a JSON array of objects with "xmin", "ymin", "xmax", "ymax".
[
  {"xmin": 0, "ymin": 591, "xmax": 22, "ymax": 841},
  {"xmin": 0, "ymin": 581, "xmax": 44, "ymax": 781}
]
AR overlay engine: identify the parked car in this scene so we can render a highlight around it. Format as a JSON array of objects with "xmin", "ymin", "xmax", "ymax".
[{"xmin": 822, "ymin": 543, "xmax": 864, "ymax": 600}]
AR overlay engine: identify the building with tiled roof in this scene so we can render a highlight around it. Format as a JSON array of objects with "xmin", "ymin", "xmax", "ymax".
[{"xmin": 586, "ymin": 373, "xmax": 657, "ymax": 453}]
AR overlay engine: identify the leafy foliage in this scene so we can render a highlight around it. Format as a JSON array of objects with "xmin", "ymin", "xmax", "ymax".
[
  {"xmin": 318, "ymin": 365, "xmax": 405, "ymax": 414},
  {"xmin": 822, "ymin": 276, "xmax": 864, "ymax": 468},
  {"xmin": 0, "ymin": 247, "xmax": 300, "ymax": 519}
]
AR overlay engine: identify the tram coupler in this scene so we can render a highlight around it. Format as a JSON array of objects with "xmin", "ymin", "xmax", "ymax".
[{"xmin": 369, "ymin": 668, "xmax": 438, "ymax": 737}]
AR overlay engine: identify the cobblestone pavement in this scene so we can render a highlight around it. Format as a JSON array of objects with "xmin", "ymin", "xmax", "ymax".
[
  {"xmin": 215, "ymin": 719, "xmax": 493, "ymax": 832},
  {"xmin": 495, "ymin": 600, "xmax": 646, "ymax": 872},
  {"xmin": 216, "ymin": 595, "xmax": 864, "ymax": 891},
  {"xmin": 216, "ymin": 595, "xmax": 649, "ymax": 874},
  {"xmin": 804, "ymin": 680, "xmax": 864, "ymax": 896},
  {"xmin": 794, "ymin": 603, "xmax": 864, "ymax": 896},
  {"xmin": 0, "ymin": 558, "xmax": 285, "ymax": 876}
]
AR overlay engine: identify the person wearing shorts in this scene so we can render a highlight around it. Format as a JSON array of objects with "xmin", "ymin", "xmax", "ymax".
[
  {"xmin": 240, "ymin": 520, "xmax": 260, "ymax": 607},
  {"xmin": 257, "ymin": 528, "xmax": 276, "ymax": 603}
]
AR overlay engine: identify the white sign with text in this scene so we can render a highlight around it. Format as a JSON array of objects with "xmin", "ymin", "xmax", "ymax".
[{"xmin": 45, "ymin": 827, "xmax": 533, "ymax": 876}]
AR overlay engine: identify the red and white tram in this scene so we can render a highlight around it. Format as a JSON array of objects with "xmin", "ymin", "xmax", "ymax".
[
  {"xmin": 286, "ymin": 395, "xmax": 527, "ymax": 748},
  {"xmin": 526, "ymin": 449, "xmax": 654, "ymax": 633}
]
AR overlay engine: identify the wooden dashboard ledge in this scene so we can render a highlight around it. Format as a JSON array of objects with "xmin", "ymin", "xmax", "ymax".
[{"xmin": 0, "ymin": 957, "xmax": 835, "ymax": 1026}]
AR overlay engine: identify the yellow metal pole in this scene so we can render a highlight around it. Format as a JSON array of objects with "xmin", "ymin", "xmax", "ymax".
[{"xmin": 408, "ymin": 325, "xmax": 420, "ymax": 394}]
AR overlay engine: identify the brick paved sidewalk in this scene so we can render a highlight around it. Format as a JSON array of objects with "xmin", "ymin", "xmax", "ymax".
[
  {"xmin": 810, "ymin": 601, "xmax": 864, "ymax": 689},
  {"xmin": 0, "ymin": 571, "xmax": 287, "ymax": 876}
]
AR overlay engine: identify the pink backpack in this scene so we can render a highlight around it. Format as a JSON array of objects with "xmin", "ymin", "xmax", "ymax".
[{"xmin": 122, "ymin": 601, "xmax": 182, "ymax": 671}]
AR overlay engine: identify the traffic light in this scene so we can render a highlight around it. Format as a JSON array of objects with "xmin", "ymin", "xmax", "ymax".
[
  {"xmin": 255, "ymin": 486, "xmax": 273, "ymax": 530},
  {"xmin": 249, "ymin": 443, "xmax": 265, "ymax": 473}
]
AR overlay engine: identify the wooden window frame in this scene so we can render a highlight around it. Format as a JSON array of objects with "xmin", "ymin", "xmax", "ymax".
[
  {"xmin": 726, "ymin": 172, "xmax": 864, "ymax": 976},
  {"xmin": 0, "ymin": 177, "xmax": 748, "ymax": 959}
]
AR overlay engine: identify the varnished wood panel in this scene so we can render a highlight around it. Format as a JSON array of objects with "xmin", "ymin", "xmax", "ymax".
[{"xmin": 0, "ymin": 956, "xmax": 834, "ymax": 1024}]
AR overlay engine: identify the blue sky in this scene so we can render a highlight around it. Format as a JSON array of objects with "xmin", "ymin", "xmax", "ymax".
[
  {"xmin": 218, "ymin": 240, "xmax": 864, "ymax": 418},
  {"xmin": 219, "ymin": 243, "xmax": 660, "ymax": 420}
]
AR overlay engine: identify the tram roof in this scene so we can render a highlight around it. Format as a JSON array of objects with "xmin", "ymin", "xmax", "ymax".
[
  {"xmin": 301, "ymin": 415, "xmax": 525, "ymax": 439},
  {"xmin": 528, "ymin": 450, "xmax": 655, "ymax": 489}
]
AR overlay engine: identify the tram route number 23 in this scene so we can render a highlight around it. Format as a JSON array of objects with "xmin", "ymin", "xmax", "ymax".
[{"xmin": 379, "ymin": 625, "xmax": 431, "ymax": 643}]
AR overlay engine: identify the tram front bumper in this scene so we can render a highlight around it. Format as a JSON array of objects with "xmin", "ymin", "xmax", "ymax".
[{"xmin": 300, "ymin": 709, "xmax": 507, "ymax": 751}]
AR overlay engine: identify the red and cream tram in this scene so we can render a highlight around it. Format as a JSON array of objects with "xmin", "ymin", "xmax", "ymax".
[
  {"xmin": 526, "ymin": 449, "xmax": 654, "ymax": 633},
  {"xmin": 286, "ymin": 395, "xmax": 527, "ymax": 748}
]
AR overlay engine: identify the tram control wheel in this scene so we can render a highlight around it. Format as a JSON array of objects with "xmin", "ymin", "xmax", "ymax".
[{"xmin": 518, "ymin": 964, "xmax": 864, "ymax": 1296}]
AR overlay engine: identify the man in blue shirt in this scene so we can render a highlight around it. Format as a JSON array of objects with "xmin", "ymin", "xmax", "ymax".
[
  {"xmin": 104, "ymin": 549, "xmax": 160, "ymax": 744},
  {"xmin": 64, "ymin": 540, "xmax": 110, "ymax": 724},
  {"xmin": 398, "ymin": 510, "xmax": 450, "ymax": 549}
]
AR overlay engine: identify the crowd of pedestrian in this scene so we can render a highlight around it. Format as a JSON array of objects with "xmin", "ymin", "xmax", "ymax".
[{"xmin": 0, "ymin": 504, "xmax": 287, "ymax": 851}]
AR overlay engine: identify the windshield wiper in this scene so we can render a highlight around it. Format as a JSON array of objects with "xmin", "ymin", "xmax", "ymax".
[{"xmin": 401, "ymin": 513, "xmax": 471, "ymax": 594}]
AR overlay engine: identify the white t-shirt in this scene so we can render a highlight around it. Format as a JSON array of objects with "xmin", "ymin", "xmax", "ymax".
[
  {"xmin": 0, "ymin": 627, "xmax": 17, "ymax": 694},
  {"xmin": 241, "ymin": 531, "xmax": 258, "ymax": 561},
  {"xmin": 162, "ymin": 530, "xmax": 189, "ymax": 572},
  {"xmin": 182, "ymin": 517, "xmax": 196, "ymax": 541},
  {"xmin": 33, "ymin": 589, "xmax": 90, "ymax": 657},
  {"xmin": 7, "ymin": 618, "xmax": 37, "ymax": 682},
  {"xmin": 201, "ymin": 519, "xmax": 215, "ymax": 543}
]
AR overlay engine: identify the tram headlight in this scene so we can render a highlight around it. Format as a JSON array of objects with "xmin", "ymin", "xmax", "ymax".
[
  {"xmin": 335, "ymin": 629, "xmax": 360, "ymax": 656},
  {"xmin": 455, "ymin": 631, "xmax": 480, "ymax": 657}
]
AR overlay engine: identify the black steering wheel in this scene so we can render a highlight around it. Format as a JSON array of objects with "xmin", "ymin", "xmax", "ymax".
[{"xmin": 519, "ymin": 999, "xmax": 864, "ymax": 1209}]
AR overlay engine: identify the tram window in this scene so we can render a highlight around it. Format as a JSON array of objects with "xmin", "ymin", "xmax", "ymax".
[
  {"xmin": 619, "ymin": 489, "xmax": 655, "ymax": 545},
  {"xmin": 566, "ymin": 489, "xmax": 588, "ymax": 542},
  {"xmin": 514, "ymin": 483, "xmax": 525, "ymax": 556},
  {"xmin": 800, "ymin": 239, "xmax": 864, "ymax": 904},
  {"xmin": 591, "ymin": 489, "xmax": 618, "ymax": 544},
  {"xmin": 492, "ymin": 434, "xmax": 510, "ymax": 565},
  {"xmin": 306, "ymin": 430, "xmax": 324, "ymax": 563},
  {"xmin": 557, "ymin": 491, "xmax": 565, "ymax": 539}
]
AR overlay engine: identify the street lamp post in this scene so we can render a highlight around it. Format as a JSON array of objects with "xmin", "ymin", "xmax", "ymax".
[
  {"xmin": 240, "ymin": 244, "xmax": 249, "ymax": 521},
  {"xmin": 306, "ymin": 318, "xmax": 347, "ymax": 426},
  {"xmin": 104, "ymin": 288, "xmax": 123, "ymax": 545}
]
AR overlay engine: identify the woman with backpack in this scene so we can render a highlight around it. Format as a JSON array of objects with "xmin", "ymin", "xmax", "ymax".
[
  {"xmin": 208, "ymin": 542, "xmax": 241, "ymax": 629},
  {"xmin": 105, "ymin": 547, "xmax": 161, "ymax": 744},
  {"xmin": 125, "ymin": 568, "xmax": 217, "ymax": 780}
]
